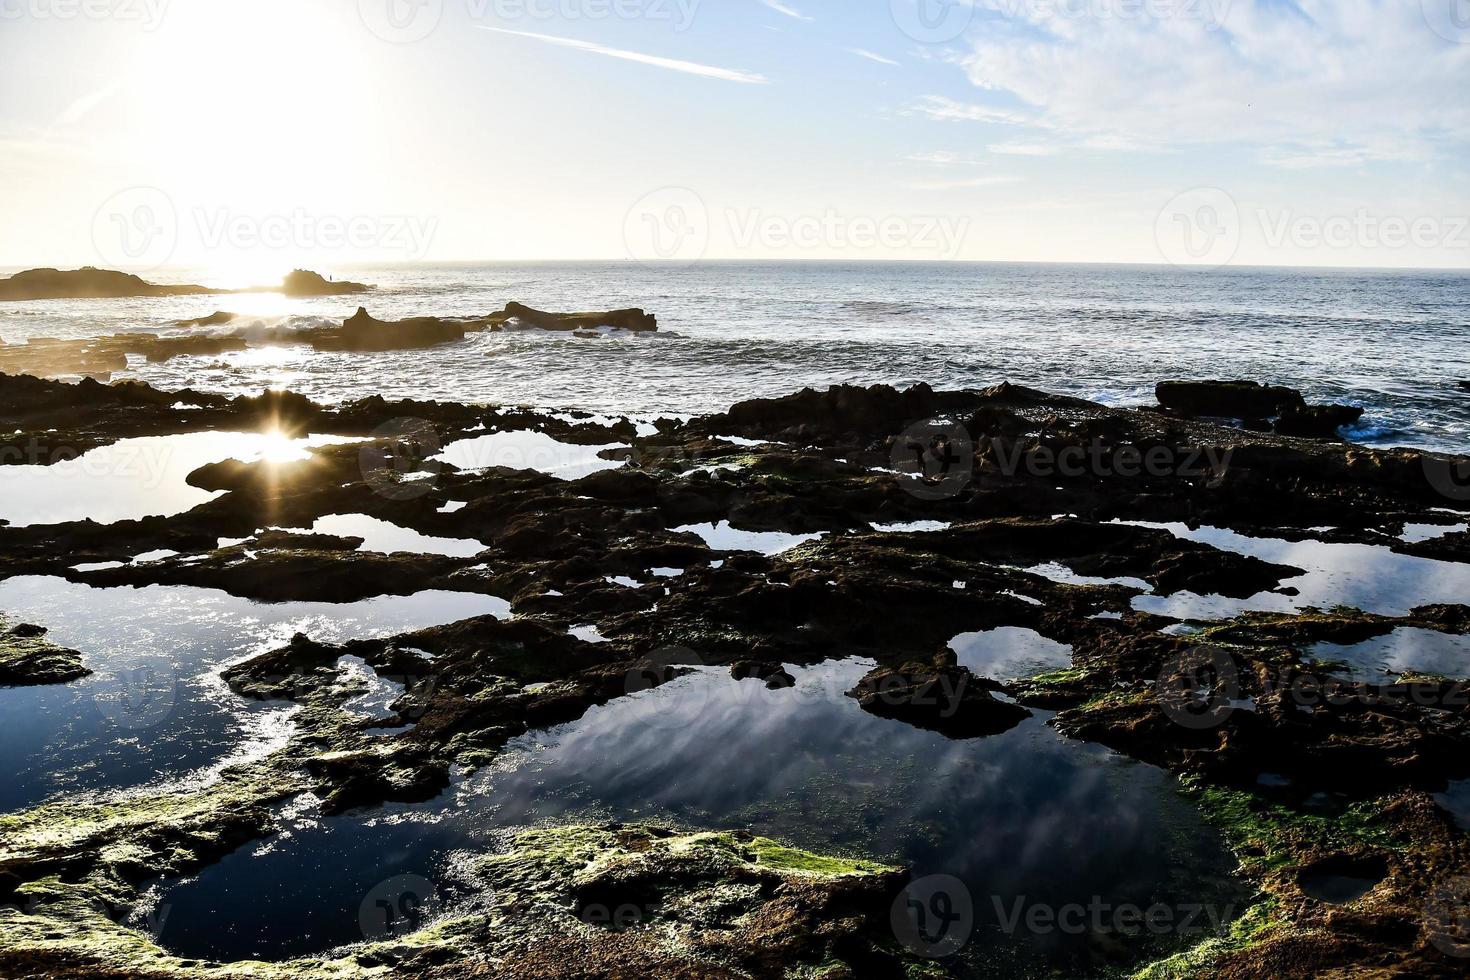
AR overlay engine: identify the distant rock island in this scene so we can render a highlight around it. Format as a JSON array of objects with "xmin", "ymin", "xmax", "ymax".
[{"xmin": 0, "ymin": 267, "xmax": 371, "ymax": 301}]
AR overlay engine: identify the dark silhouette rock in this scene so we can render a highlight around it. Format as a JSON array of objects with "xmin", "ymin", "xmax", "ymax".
[
  {"xmin": 1156, "ymin": 380, "xmax": 1306, "ymax": 418},
  {"xmin": 1273, "ymin": 403, "xmax": 1364, "ymax": 439},
  {"xmin": 280, "ymin": 269, "xmax": 370, "ymax": 297},
  {"xmin": 0, "ymin": 267, "xmax": 224, "ymax": 301},
  {"xmin": 309, "ymin": 308, "xmax": 478, "ymax": 352},
  {"xmin": 174, "ymin": 311, "xmax": 239, "ymax": 328},
  {"xmin": 492, "ymin": 301, "xmax": 657, "ymax": 333},
  {"xmin": 847, "ymin": 661, "xmax": 1031, "ymax": 738}
]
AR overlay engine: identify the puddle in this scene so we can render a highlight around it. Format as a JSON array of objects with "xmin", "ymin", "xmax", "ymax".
[
  {"xmin": 0, "ymin": 576, "xmax": 510, "ymax": 814},
  {"xmin": 304, "ymin": 514, "xmax": 486, "ymax": 558},
  {"xmin": 337, "ymin": 656, "xmax": 408, "ymax": 720},
  {"xmin": 1435, "ymin": 780, "xmax": 1470, "ymax": 831},
  {"xmin": 0, "ymin": 432, "xmax": 360, "ymax": 528},
  {"xmin": 1124, "ymin": 523, "xmax": 1470, "ymax": 618},
  {"xmin": 434, "ymin": 430, "xmax": 627, "ymax": 480},
  {"xmin": 149, "ymin": 660, "xmax": 1247, "ymax": 972},
  {"xmin": 1306, "ymin": 627, "xmax": 1470, "ymax": 683},
  {"xmin": 948, "ymin": 627, "xmax": 1074, "ymax": 681},
  {"xmin": 1297, "ymin": 855, "xmax": 1387, "ymax": 905},
  {"xmin": 671, "ymin": 520, "xmax": 825, "ymax": 556},
  {"xmin": 1023, "ymin": 562, "xmax": 1153, "ymax": 592},
  {"xmin": 1401, "ymin": 522, "xmax": 1468, "ymax": 544},
  {"xmin": 871, "ymin": 520, "xmax": 951, "ymax": 533}
]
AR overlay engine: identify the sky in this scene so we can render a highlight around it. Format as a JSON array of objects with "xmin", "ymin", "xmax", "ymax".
[{"xmin": 1, "ymin": 0, "xmax": 1468, "ymax": 275}]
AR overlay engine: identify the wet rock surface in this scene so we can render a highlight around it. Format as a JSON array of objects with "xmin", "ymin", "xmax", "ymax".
[
  {"xmin": 0, "ymin": 617, "xmax": 89, "ymax": 686},
  {"xmin": 0, "ymin": 373, "xmax": 1468, "ymax": 977},
  {"xmin": 1156, "ymin": 379, "xmax": 1365, "ymax": 439}
]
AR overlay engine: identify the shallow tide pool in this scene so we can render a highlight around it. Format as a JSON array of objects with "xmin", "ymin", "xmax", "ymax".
[
  {"xmin": 0, "ymin": 576, "xmax": 510, "ymax": 814},
  {"xmin": 148, "ymin": 660, "xmax": 1249, "ymax": 975}
]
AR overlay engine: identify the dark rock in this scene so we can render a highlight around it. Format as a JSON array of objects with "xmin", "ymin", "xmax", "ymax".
[
  {"xmin": 280, "ymin": 269, "xmax": 370, "ymax": 297},
  {"xmin": 1273, "ymin": 403, "xmax": 1364, "ymax": 439},
  {"xmin": 174, "ymin": 311, "xmax": 239, "ymax": 328},
  {"xmin": 0, "ymin": 267, "xmax": 224, "ymax": 301},
  {"xmin": 1156, "ymin": 379, "xmax": 1306, "ymax": 418},
  {"xmin": 0, "ymin": 333, "xmax": 248, "ymax": 379},
  {"xmin": 493, "ymin": 301, "xmax": 657, "ymax": 333},
  {"xmin": 310, "ymin": 308, "xmax": 478, "ymax": 352},
  {"xmin": 731, "ymin": 660, "xmax": 796, "ymax": 689},
  {"xmin": 847, "ymin": 661, "xmax": 1030, "ymax": 738}
]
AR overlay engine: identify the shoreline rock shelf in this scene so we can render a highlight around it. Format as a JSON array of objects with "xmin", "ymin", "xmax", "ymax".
[{"xmin": 0, "ymin": 374, "xmax": 1467, "ymax": 977}]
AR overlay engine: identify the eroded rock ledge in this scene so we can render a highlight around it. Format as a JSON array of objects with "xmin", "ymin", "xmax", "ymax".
[
  {"xmin": 0, "ymin": 618, "xmax": 88, "ymax": 686},
  {"xmin": 0, "ymin": 374, "xmax": 1468, "ymax": 978}
]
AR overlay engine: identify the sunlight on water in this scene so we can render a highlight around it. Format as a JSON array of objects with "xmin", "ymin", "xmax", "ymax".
[{"xmin": 0, "ymin": 432, "xmax": 362, "ymax": 527}]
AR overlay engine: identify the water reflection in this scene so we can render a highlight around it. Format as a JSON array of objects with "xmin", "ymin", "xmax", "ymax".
[
  {"xmin": 1126, "ymin": 523, "xmax": 1470, "ymax": 619},
  {"xmin": 0, "ymin": 431, "xmax": 361, "ymax": 527},
  {"xmin": 153, "ymin": 661, "xmax": 1246, "ymax": 974},
  {"xmin": 434, "ymin": 429, "xmax": 627, "ymax": 480},
  {"xmin": 1307, "ymin": 628, "xmax": 1470, "ymax": 683},
  {"xmin": 0, "ymin": 576, "xmax": 510, "ymax": 813}
]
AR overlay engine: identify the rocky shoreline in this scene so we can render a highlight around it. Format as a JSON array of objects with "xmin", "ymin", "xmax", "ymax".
[{"xmin": 1, "ymin": 370, "xmax": 1469, "ymax": 977}]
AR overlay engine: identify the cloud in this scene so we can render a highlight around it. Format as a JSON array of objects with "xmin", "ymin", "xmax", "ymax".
[
  {"xmin": 759, "ymin": 0, "xmax": 812, "ymax": 21},
  {"xmin": 988, "ymin": 141, "xmax": 1059, "ymax": 156},
  {"xmin": 909, "ymin": 95, "xmax": 1033, "ymax": 125},
  {"xmin": 481, "ymin": 28, "xmax": 768, "ymax": 84},
  {"xmin": 954, "ymin": 0, "xmax": 1470, "ymax": 164},
  {"xmin": 906, "ymin": 151, "xmax": 962, "ymax": 164},
  {"xmin": 847, "ymin": 48, "xmax": 900, "ymax": 66},
  {"xmin": 909, "ymin": 175, "xmax": 1022, "ymax": 190}
]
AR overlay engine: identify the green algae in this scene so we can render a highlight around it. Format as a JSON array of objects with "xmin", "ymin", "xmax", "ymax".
[{"xmin": 1128, "ymin": 899, "xmax": 1288, "ymax": 980}]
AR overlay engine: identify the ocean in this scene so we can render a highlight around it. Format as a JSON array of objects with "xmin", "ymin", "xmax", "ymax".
[{"xmin": 3, "ymin": 261, "xmax": 1467, "ymax": 451}]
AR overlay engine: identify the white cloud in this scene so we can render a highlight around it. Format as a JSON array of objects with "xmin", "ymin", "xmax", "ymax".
[
  {"xmin": 847, "ymin": 48, "xmax": 900, "ymax": 66},
  {"xmin": 906, "ymin": 150, "xmax": 962, "ymax": 164},
  {"xmin": 910, "ymin": 175, "xmax": 1023, "ymax": 190},
  {"xmin": 988, "ymin": 141, "xmax": 1058, "ymax": 156},
  {"xmin": 759, "ymin": 0, "xmax": 812, "ymax": 21},
  {"xmin": 909, "ymin": 95, "xmax": 1034, "ymax": 125},
  {"xmin": 481, "ymin": 28, "xmax": 768, "ymax": 84},
  {"xmin": 955, "ymin": 0, "xmax": 1470, "ymax": 164}
]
